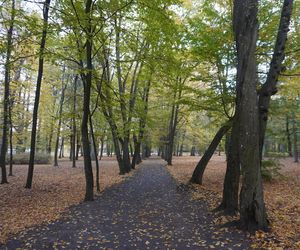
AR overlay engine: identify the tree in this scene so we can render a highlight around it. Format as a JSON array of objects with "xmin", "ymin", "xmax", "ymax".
[
  {"xmin": 80, "ymin": 0, "xmax": 94, "ymax": 201},
  {"xmin": 233, "ymin": 0, "xmax": 268, "ymax": 230},
  {"xmin": 54, "ymin": 66, "xmax": 67, "ymax": 166},
  {"xmin": 258, "ymin": 0, "xmax": 294, "ymax": 159},
  {"xmin": 0, "ymin": 0, "xmax": 15, "ymax": 184},
  {"xmin": 220, "ymin": 0, "xmax": 294, "ymax": 216},
  {"xmin": 191, "ymin": 120, "xmax": 231, "ymax": 184},
  {"xmin": 25, "ymin": 0, "xmax": 51, "ymax": 189}
]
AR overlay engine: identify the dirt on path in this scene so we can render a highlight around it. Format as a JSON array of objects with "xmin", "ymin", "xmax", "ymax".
[{"xmin": 1, "ymin": 158, "xmax": 250, "ymax": 250}]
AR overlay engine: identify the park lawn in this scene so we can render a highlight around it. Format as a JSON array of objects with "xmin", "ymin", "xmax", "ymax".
[
  {"xmin": 168, "ymin": 155, "xmax": 300, "ymax": 249},
  {"xmin": 0, "ymin": 157, "xmax": 128, "ymax": 244}
]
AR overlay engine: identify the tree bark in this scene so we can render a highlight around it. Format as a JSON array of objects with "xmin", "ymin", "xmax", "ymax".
[
  {"xmin": 9, "ymin": 104, "xmax": 13, "ymax": 176},
  {"xmin": 129, "ymin": 141, "xmax": 133, "ymax": 157},
  {"xmin": 179, "ymin": 130, "xmax": 185, "ymax": 157},
  {"xmin": 191, "ymin": 122, "xmax": 231, "ymax": 184},
  {"xmin": 233, "ymin": 0, "xmax": 268, "ymax": 230},
  {"xmin": 54, "ymin": 74, "xmax": 67, "ymax": 166},
  {"xmin": 25, "ymin": 0, "xmax": 51, "ymax": 188},
  {"xmin": 81, "ymin": 0, "xmax": 94, "ymax": 201},
  {"xmin": 131, "ymin": 134, "xmax": 140, "ymax": 169},
  {"xmin": 89, "ymin": 115, "xmax": 100, "ymax": 192},
  {"xmin": 293, "ymin": 117, "xmax": 298, "ymax": 162},
  {"xmin": 114, "ymin": 15, "xmax": 132, "ymax": 173},
  {"xmin": 286, "ymin": 115, "xmax": 292, "ymax": 157},
  {"xmin": 76, "ymin": 135, "xmax": 80, "ymax": 160},
  {"xmin": 106, "ymin": 142, "xmax": 111, "ymax": 157},
  {"xmin": 72, "ymin": 75, "xmax": 78, "ymax": 168},
  {"xmin": 219, "ymin": 120, "xmax": 240, "ymax": 214},
  {"xmin": 100, "ymin": 50, "xmax": 125, "ymax": 174},
  {"xmin": 258, "ymin": 0, "xmax": 294, "ymax": 159},
  {"xmin": 59, "ymin": 137, "xmax": 64, "ymax": 158},
  {"xmin": 166, "ymin": 78, "xmax": 182, "ymax": 165},
  {"xmin": 99, "ymin": 137, "xmax": 104, "ymax": 160},
  {"xmin": 190, "ymin": 146, "xmax": 195, "ymax": 156},
  {"xmin": 47, "ymin": 122, "xmax": 54, "ymax": 155},
  {"xmin": 0, "ymin": 0, "xmax": 15, "ymax": 184},
  {"xmin": 131, "ymin": 79, "xmax": 151, "ymax": 169},
  {"xmin": 121, "ymin": 137, "xmax": 131, "ymax": 173}
]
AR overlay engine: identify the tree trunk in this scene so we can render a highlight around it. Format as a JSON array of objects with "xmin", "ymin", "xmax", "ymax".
[
  {"xmin": 72, "ymin": 134, "xmax": 76, "ymax": 167},
  {"xmin": 258, "ymin": 0, "xmax": 294, "ymax": 159},
  {"xmin": 76, "ymin": 134, "xmax": 80, "ymax": 160},
  {"xmin": 190, "ymin": 146, "xmax": 195, "ymax": 156},
  {"xmin": 81, "ymin": 0, "xmax": 94, "ymax": 201},
  {"xmin": 129, "ymin": 141, "xmax": 133, "ymax": 157},
  {"xmin": 89, "ymin": 115, "xmax": 100, "ymax": 192},
  {"xmin": 146, "ymin": 145, "xmax": 151, "ymax": 157},
  {"xmin": 59, "ymin": 137, "xmax": 64, "ymax": 158},
  {"xmin": 54, "ymin": 77, "xmax": 67, "ymax": 166},
  {"xmin": 36, "ymin": 117, "xmax": 43, "ymax": 153},
  {"xmin": 9, "ymin": 105, "xmax": 13, "ymax": 176},
  {"xmin": 179, "ymin": 144, "xmax": 183, "ymax": 156},
  {"xmin": 99, "ymin": 138, "xmax": 104, "ymax": 160},
  {"xmin": 161, "ymin": 146, "xmax": 165, "ymax": 159},
  {"xmin": 0, "ymin": 0, "xmax": 15, "ymax": 184},
  {"xmin": 100, "ymin": 60, "xmax": 125, "ymax": 173},
  {"xmin": 69, "ymin": 135, "xmax": 73, "ymax": 160},
  {"xmin": 72, "ymin": 76, "xmax": 77, "ymax": 168},
  {"xmin": 293, "ymin": 118, "xmax": 298, "ymax": 162},
  {"xmin": 90, "ymin": 137, "xmax": 96, "ymax": 161},
  {"xmin": 191, "ymin": 122, "xmax": 231, "ymax": 184},
  {"xmin": 106, "ymin": 142, "xmax": 110, "ymax": 157},
  {"xmin": 176, "ymin": 142, "xmax": 180, "ymax": 156},
  {"xmin": 132, "ymin": 79, "xmax": 151, "ymax": 168},
  {"xmin": 25, "ymin": 0, "xmax": 51, "ymax": 188},
  {"xmin": 166, "ymin": 95, "xmax": 176, "ymax": 165},
  {"xmin": 122, "ymin": 137, "xmax": 131, "ymax": 173},
  {"xmin": 47, "ymin": 122, "xmax": 54, "ymax": 155},
  {"xmin": 179, "ymin": 130, "xmax": 186, "ymax": 157},
  {"xmin": 219, "ymin": 121, "xmax": 240, "ymax": 214},
  {"xmin": 131, "ymin": 134, "xmax": 140, "ymax": 169},
  {"xmin": 233, "ymin": 0, "xmax": 268, "ymax": 230},
  {"xmin": 166, "ymin": 80, "xmax": 182, "ymax": 165},
  {"xmin": 286, "ymin": 115, "xmax": 292, "ymax": 157}
]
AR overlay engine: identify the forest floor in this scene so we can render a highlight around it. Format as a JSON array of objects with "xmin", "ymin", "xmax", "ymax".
[
  {"xmin": 168, "ymin": 155, "xmax": 300, "ymax": 249},
  {"xmin": 0, "ymin": 157, "xmax": 130, "ymax": 244},
  {"xmin": 1, "ymin": 158, "xmax": 250, "ymax": 249}
]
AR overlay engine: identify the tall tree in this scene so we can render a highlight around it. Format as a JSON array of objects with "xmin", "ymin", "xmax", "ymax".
[
  {"xmin": 220, "ymin": 0, "xmax": 294, "ymax": 215},
  {"xmin": 81, "ymin": 0, "xmax": 94, "ymax": 201},
  {"xmin": 233, "ymin": 0, "xmax": 268, "ymax": 230},
  {"xmin": 54, "ymin": 68, "xmax": 67, "ymax": 167},
  {"xmin": 25, "ymin": 0, "xmax": 51, "ymax": 188},
  {"xmin": 0, "ymin": 0, "xmax": 15, "ymax": 184},
  {"xmin": 258, "ymin": 0, "xmax": 294, "ymax": 159},
  {"xmin": 72, "ymin": 75, "xmax": 78, "ymax": 168}
]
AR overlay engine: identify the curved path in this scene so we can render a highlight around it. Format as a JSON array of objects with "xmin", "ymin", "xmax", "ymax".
[{"xmin": 2, "ymin": 158, "xmax": 250, "ymax": 249}]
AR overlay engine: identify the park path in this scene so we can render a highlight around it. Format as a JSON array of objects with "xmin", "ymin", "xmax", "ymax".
[{"xmin": 2, "ymin": 158, "xmax": 250, "ymax": 250}]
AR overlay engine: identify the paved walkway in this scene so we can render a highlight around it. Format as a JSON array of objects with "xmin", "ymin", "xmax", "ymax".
[{"xmin": 2, "ymin": 158, "xmax": 250, "ymax": 249}]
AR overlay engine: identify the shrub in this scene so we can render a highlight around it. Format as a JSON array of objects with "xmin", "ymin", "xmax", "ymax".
[
  {"xmin": 261, "ymin": 158, "xmax": 282, "ymax": 181},
  {"xmin": 7, "ymin": 153, "xmax": 51, "ymax": 165}
]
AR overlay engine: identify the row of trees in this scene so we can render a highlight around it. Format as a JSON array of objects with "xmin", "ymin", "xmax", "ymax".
[
  {"xmin": 0, "ymin": 0, "xmax": 299, "ymax": 231},
  {"xmin": 0, "ymin": 0, "xmax": 198, "ymax": 198}
]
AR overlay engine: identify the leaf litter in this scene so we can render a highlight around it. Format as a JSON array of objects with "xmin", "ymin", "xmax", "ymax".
[{"xmin": 167, "ymin": 155, "xmax": 300, "ymax": 249}]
